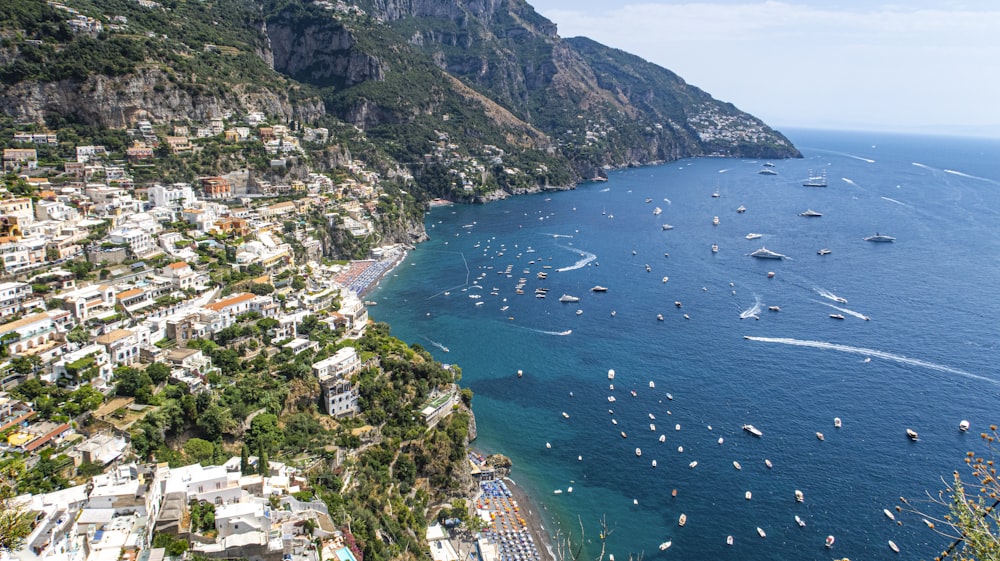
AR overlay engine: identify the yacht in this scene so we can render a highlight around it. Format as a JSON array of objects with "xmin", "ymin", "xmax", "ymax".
[
  {"xmin": 733, "ymin": 461, "xmax": 742, "ymax": 470},
  {"xmin": 803, "ymin": 170, "xmax": 828, "ymax": 187},
  {"xmin": 712, "ymin": 190, "xmax": 721, "ymax": 198},
  {"xmin": 816, "ymin": 432, "xmax": 825, "ymax": 441},
  {"xmin": 829, "ymin": 314, "xmax": 845, "ymax": 320},
  {"xmin": 884, "ymin": 508, "xmax": 896, "ymax": 521},
  {"xmin": 768, "ymin": 306, "xmax": 780, "ymax": 312},
  {"xmin": 711, "ymin": 244, "xmax": 719, "ymax": 253},
  {"xmin": 818, "ymin": 248, "xmax": 832, "ymax": 255},
  {"xmin": 757, "ymin": 527, "xmax": 767, "ymax": 538},
  {"xmin": 726, "ymin": 535, "xmax": 734, "ymax": 546},
  {"xmin": 907, "ymin": 428, "xmax": 919, "ymax": 441},
  {"xmin": 750, "ymin": 247, "xmax": 787, "ymax": 259},
  {"xmin": 635, "ymin": 447, "xmax": 642, "ymax": 457},
  {"xmin": 745, "ymin": 491, "xmax": 752, "ymax": 500},
  {"xmin": 559, "ymin": 294, "xmax": 581, "ymax": 303},
  {"xmin": 653, "ymin": 207, "xmax": 662, "ymax": 215},
  {"xmin": 743, "ymin": 424, "xmax": 763, "ymax": 437},
  {"xmin": 661, "ymin": 223, "xmax": 674, "ymax": 230},
  {"xmin": 800, "ymin": 209, "xmax": 823, "ymax": 217},
  {"xmin": 865, "ymin": 232, "xmax": 896, "ymax": 242},
  {"xmin": 834, "ymin": 417, "xmax": 842, "ymax": 428},
  {"xmin": 591, "ymin": 285, "xmax": 608, "ymax": 292},
  {"xmin": 736, "ymin": 205, "xmax": 747, "ymax": 213},
  {"xmin": 757, "ymin": 167, "xmax": 778, "ymax": 175},
  {"xmin": 960, "ymin": 419, "xmax": 970, "ymax": 431},
  {"xmin": 795, "ymin": 489, "xmax": 804, "ymax": 502},
  {"xmin": 745, "ymin": 232, "xmax": 763, "ymax": 240},
  {"xmin": 889, "ymin": 540, "xmax": 900, "ymax": 553}
]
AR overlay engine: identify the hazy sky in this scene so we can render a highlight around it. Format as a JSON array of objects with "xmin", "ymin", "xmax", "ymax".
[{"xmin": 526, "ymin": 0, "xmax": 1000, "ymax": 136}]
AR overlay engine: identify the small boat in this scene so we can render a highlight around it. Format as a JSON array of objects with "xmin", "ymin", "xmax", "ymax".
[
  {"xmin": 736, "ymin": 205, "xmax": 747, "ymax": 213},
  {"xmin": 712, "ymin": 216, "xmax": 720, "ymax": 225},
  {"xmin": 666, "ymin": 393, "xmax": 673, "ymax": 400},
  {"xmin": 829, "ymin": 314, "xmax": 845, "ymax": 320},
  {"xmin": 711, "ymin": 244, "xmax": 719, "ymax": 253},
  {"xmin": 559, "ymin": 294, "xmax": 580, "ymax": 303},
  {"xmin": 562, "ymin": 412, "xmax": 570, "ymax": 419},
  {"xmin": 799, "ymin": 209, "xmax": 823, "ymax": 217},
  {"xmin": 608, "ymin": 396, "xmax": 616, "ymax": 402},
  {"xmin": 553, "ymin": 489, "xmax": 562, "ymax": 494},
  {"xmin": 576, "ymin": 309, "xmax": 583, "ymax": 316},
  {"xmin": 816, "ymin": 432, "xmax": 825, "ymax": 441},
  {"xmin": 688, "ymin": 461, "xmax": 698, "ymax": 468},
  {"xmin": 745, "ymin": 491, "xmax": 752, "ymax": 500},
  {"xmin": 662, "ymin": 223, "xmax": 674, "ymax": 230},
  {"xmin": 745, "ymin": 232, "xmax": 763, "ymax": 240},
  {"xmin": 743, "ymin": 424, "xmax": 763, "ymax": 437},
  {"xmin": 608, "ymin": 369, "xmax": 615, "ymax": 380},
  {"xmin": 675, "ymin": 423, "xmax": 681, "ymax": 431},
  {"xmin": 889, "ymin": 540, "xmax": 899, "ymax": 553},
  {"xmin": 677, "ymin": 446, "xmax": 683, "ymax": 452},
  {"xmin": 621, "ymin": 431, "xmax": 627, "ymax": 439},
  {"xmin": 767, "ymin": 271, "xmax": 775, "ymax": 278},
  {"xmin": 635, "ymin": 448, "xmax": 642, "ymax": 457},
  {"xmin": 659, "ymin": 434, "xmax": 666, "ymax": 442},
  {"xmin": 718, "ymin": 437, "xmax": 724, "ymax": 444},
  {"xmin": 818, "ymin": 248, "xmax": 832, "ymax": 255},
  {"xmin": 610, "ymin": 310, "xmax": 616, "ymax": 317},
  {"xmin": 653, "ymin": 207, "xmax": 662, "ymax": 215},
  {"xmin": 546, "ymin": 442, "xmax": 552, "ymax": 449},
  {"xmin": 517, "ymin": 369, "xmax": 523, "ymax": 378},
  {"xmin": 651, "ymin": 460, "xmax": 657, "ymax": 467},
  {"xmin": 671, "ymin": 489, "xmax": 678, "ymax": 497},
  {"xmin": 865, "ymin": 232, "xmax": 896, "ymax": 242},
  {"xmin": 630, "ymin": 390, "xmax": 638, "ymax": 397},
  {"xmin": 765, "ymin": 459, "xmax": 773, "ymax": 468},
  {"xmin": 678, "ymin": 513, "xmax": 687, "ymax": 526},
  {"xmin": 612, "ymin": 419, "xmax": 618, "ymax": 425},
  {"xmin": 649, "ymin": 424, "xmax": 656, "ymax": 431},
  {"xmin": 757, "ymin": 527, "xmax": 766, "ymax": 538},
  {"xmin": 906, "ymin": 428, "xmax": 919, "ymax": 441},
  {"xmin": 674, "ymin": 301, "xmax": 682, "ymax": 308},
  {"xmin": 726, "ymin": 535, "xmax": 734, "ymax": 546},
  {"xmin": 959, "ymin": 419, "xmax": 970, "ymax": 432},
  {"xmin": 733, "ymin": 461, "xmax": 742, "ymax": 470},
  {"xmin": 657, "ymin": 314, "xmax": 664, "ymax": 321},
  {"xmin": 645, "ymin": 264, "xmax": 651, "ymax": 272},
  {"xmin": 712, "ymin": 191, "xmax": 721, "ymax": 198},
  {"xmin": 683, "ymin": 313, "xmax": 690, "ymax": 320},
  {"xmin": 834, "ymin": 417, "xmax": 842, "ymax": 428},
  {"xmin": 662, "ymin": 276, "xmax": 669, "ymax": 283},
  {"xmin": 658, "ymin": 541, "xmax": 671, "ymax": 551},
  {"xmin": 567, "ymin": 486, "xmax": 573, "ymax": 493},
  {"xmin": 649, "ymin": 382, "xmax": 655, "ymax": 389},
  {"xmin": 768, "ymin": 305, "xmax": 780, "ymax": 312},
  {"xmin": 884, "ymin": 508, "xmax": 896, "ymax": 521},
  {"xmin": 795, "ymin": 515, "xmax": 805, "ymax": 527},
  {"xmin": 757, "ymin": 167, "xmax": 777, "ymax": 175},
  {"xmin": 825, "ymin": 535, "xmax": 835, "ymax": 548},
  {"xmin": 591, "ymin": 285, "xmax": 608, "ymax": 292},
  {"xmin": 795, "ymin": 489, "xmax": 804, "ymax": 502}
]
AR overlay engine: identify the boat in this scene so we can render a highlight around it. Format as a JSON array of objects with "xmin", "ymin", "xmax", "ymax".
[
  {"xmin": 745, "ymin": 491, "xmax": 752, "ymax": 500},
  {"xmin": 712, "ymin": 215, "xmax": 720, "ymax": 225},
  {"xmin": 671, "ymin": 489, "xmax": 677, "ymax": 497},
  {"xmin": 889, "ymin": 540, "xmax": 899, "ymax": 553},
  {"xmin": 553, "ymin": 489, "xmax": 562, "ymax": 494},
  {"xmin": 726, "ymin": 535, "xmax": 734, "ymax": 546},
  {"xmin": 645, "ymin": 264, "xmax": 651, "ymax": 272},
  {"xmin": 834, "ymin": 417, "xmax": 842, "ymax": 428},
  {"xmin": 743, "ymin": 424, "xmax": 763, "ymax": 437},
  {"xmin": 635, "ymin": 448, "xmax": 642, "ymax": 457},
  {"xmin": 651, "ymin": 460, "xmax": 657, "ymax": 467},
  {"xmin": 645, "ymin": 198, "xmax": 653, "ymax": 203},
  {"xmin": 711, "ymin": 244, "xmax": 719, "ymax": 253},
  {"xmin": 795, "ymin": 489, "xmax": 804, "ymax": 502},
  {"xmin": 907, "ymin": 428, "xmax": 919, "ymax": 441},
  {"xmin": 677, "ymin": 446, "xmax": 684, "ymax": 452},
  {"xmin": 620, "ymin": 431, "xmax": 627, "ymax": 439},
  {"xmin": 562, "ymin": 412, "xmax": 570, "ymax": 419},
  {"xmin": 649, "ymin": 424, "xmax": 656, "ymax": 431},
  {"xmin": 712, "ymin": 190, "xmax": 721, "ymax": 198},
  {"xmin": 799, "ymin": 209, "xmax": 823, "ymax": 217},
  {"xmin": 960, "ymin": 419, "xmax": 970, "ymax": 431},
  {"xmin": 829, "ymin": 314, "xmax": 845, "ymax": 320},
  {"xmin": 803, "ymin": 170, "xmax": 828, "ymax": 187},
  {"xmin": 865, "ymin": 232, "xmax": 896, "ymax": 242},
  {"xmin": 610, "ymin": 310, "xmax": 616, "ymax": 317},
  {"xmin": 718, "ymin": 437, "xmax": 724, "ymax": 444},
  {"xmin": 745, "ymin": 232, "xmax": 763, "ymax": 240},
  {"xmin": 546, "ymin": 442, "xmax": 552, "ymax": 449},
  {"xmin": 661, "ymin": 223, "xmax": 674, "ymax": 230},
  {"xmin": 768, "ymin": 305, "xmax": 780, "ymax": 312},
  {"xmin": 736, "ymin": 205, "xmax": 747, "ymax": 213},
  {"xmin": 750, "ymin": 247, "xmax": 787, "ymax": 259},
  {"xmin": 575, "ymin": 309, "xmax": 583, "ymax": 316},
  {"xmin": 653, "ymin": 207, "xmax": 662, "ymax": 215},
  {"xmin": 884, "ymin": 508, "xmax": 896, "ymax": 521},
  {"xmin": 757, "ymin": 527, "xmax": 766, "ymax": 538},
  {"xmin": 608, "ymin": 396, "xmax": 616, "ymax": 403},
  {"xmin": 688, "ymin": 461, "xmax": 698, "ymax": 468},
  {"xmin": 662, "ymin": 276, "xmax": 669, "ymax": 283},
  {"xmin": 757, "ymin": 167, "xmax": 778, "ymax": 175},
  {"xmin": 825, "ymin": 535, "xmax": 835, "ymax": 548},
  {"xmin": 674, "ymin": 301, "xmax": 682, "ymax": 308},
  {"xmin": 765, "ymin": 459, "xmax": 773, "ymax": 468},
  {"xmin": 675, "ymin": 423, "xmax": 681, "ymax": 431},
  {"xmin": 666, "ymin": 393, "xmax": 673, "ymax": 400},
  {"xmin": 795, "ymin": 515, "xmax": 806, "ymax": 527},
  {"xmin": 535, "ymin": 293, "xmax": 546, "ymax": 299},
  {"xmin": 678, "ymin": 513, "xmax": 687, "ymax": 526},
  {"xmin": 591, "ymin": 285, "xmax": 608, "ymax": 292},
  {"xmin": 657, "ymin": 314, "xmax": 664, "ymax": 321},
  {"xmin": 608, "ymin": 369, "xmax": 615, "ymax": 380},
  {"xmin": 733, "ymin": 461, "xmax": 742, "ymax": 470},
  {"xmin": 567, "ymin": 486, "xmax": 573, "ymax": 493},
  {"xmin": 767, "ymin": 271, "xmax": 775, "ymax": 278},
  {"xmin": 818, "ymin": 248, "xmax": 832, "ymax": 255},
  {"xmin": 816, "ymin": 432, "xmax": 825, "ymax": 441},
  {"xmin": 659, "ymin": 434, "xmax": 666, "ymax": 443},
  {"xmin": 658, "ymin": 541, "xmax": 671, "ymax": 551},
  {"xmin": 559, "ymin": 294, "xmax": 580, "ymax": 303}
]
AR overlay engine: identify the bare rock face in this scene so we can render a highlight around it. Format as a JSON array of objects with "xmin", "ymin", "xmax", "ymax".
[
  {"xmin": 266, "ymin": 13, "xmax": 384, "ymax": 88},
  {"xmin": 0, "ymin": 68, "xmax": 324, "ymax": 128}
]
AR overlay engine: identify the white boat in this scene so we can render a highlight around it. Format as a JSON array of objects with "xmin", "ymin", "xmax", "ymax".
[
  {"xmin": 546, "ymin": 442, "xmax": 552, "ymax": 449},
  {"xmin": 765, "ymin": 459, "xmax": 773, "ymax": 468},
  {"xmin": 745, "ymin": 491, "xmax": 752, "ymax": 500},
  {"xmin": 662, "ymin": 223, "xmax": 674, "ymax": 230},
  {"xmin": 653, "ymin": 207, "xmax": 662, "ymax": 215},
  {"xmin": 733, "ymin": 461, "xmax": 742, "ymax": 470},
  {"xmin": 611, "ymin": 419, "xmax": 618, "ymax": 425},
  {"xmin": 799, "ymin": 209, "xmax": 823, "ymax": 217},
  {"xmin": 726, "ymin": 535, "xmax": 734, "ymax": 546},
  {"xmin": 736, "ymin": 205, "xmax": 747, "ymax": 213},
  {"xmin": 678, "ymin": 513, "xmax": 687, "ymax": 526},
  {"xmin": 803, "ymin": 169, "xmax": 828, "ymax": 187},
  {"xmin": 651, "ymin": 459, "xmax": 657, "ymax": 467},
  {"xmin": 795, "ymin": 489, "xmax": 804, "ymax": 502},
  {"xmin": 816, "ymin": 432, "xmax": 825, "ymax": 441},
  {"xmin": 666, "ymin": 393, "xmax": 673, "ymax": 400},
  {"xmin": 712, "ymin": 190, "xmax": 721, "ymax": 198},
  {"xmin": 743, "ymin": 424, "xmax": 763, "ymax": 437},
  {"xmin": 635, "ymin": 448, "xmax": 642, "ymax": 457},
  {"xmin": 745, "ymin": 232, "xmax": 763, "ymax": 240},
  {"xmin": 576, "ymin": 309, "xmax": 583, "ymax": 316},
  {"xmin": 620, "ymin": 431, "xmax": 627, "ymax": 438},
  {"xmin": 818, "ymin": 248, "xmax": 832, "ymax": 255},
  {"xmin": 711, "ymin": 244, "xmax": 719, "ymax": 253},
  {"xmin": 559, "ymin": 294, "xmax": 580, "ymax": 303},
  {"xmin": 553, "ymin": 489, "xmax": 562, "ymax": 494},
  {"xmin": 712, "ymin": 215, "xmax": 720, "ymax": 225},
  {"xmin": 718, "ymin": 437, "xmax": 724, "ymax": 445},
  {"xmin": 649, "ymin": 424, "xmax": 656, "ymax": 431},
  {"xmin": 757, "ymin": 168, "xmax": 777, "ymax": 175},
  {"xmin": 750, "ymin": 247, "xmax": 787, "ymax": 259},
  {"xmin": 608, "ymin": 396, "xmax": 616, "ymax": 403},
  {"xmin": 825, "ymin": 535, "xmax": 835, "ymax": 548},
  {"xmin": 649, "ymin": 382, "xmax": 655, "ymax": 389},
  {"xmin": 657, "ymin": 314, "xmax": 664, "ymax": 321},
  {"xmin": 562, "ymin": 412, "xmax": 570, "ymax": 419},
  {"xmin": 677, "ymin": 446, "xmax": 683, "ymax": 452},
  {"xmin": 829, "ymin": 314, "xmax": 845, "ymax": 320},
  {"xmin": 662, "ymin": 276, "xmax": 669, "ymax": 283},
  {"xmin": 675, "ymin": 423, "xmax": 681, "ymax": 431},
  {"xmin": 658, "ymin": 541, "xmax": 671, "ymax": 551},
  {"xmin": 688, "ymin": 461, "xmax": 697, "ymax": 468},
  {"xmin": 757, "ymin": 527, "xmax": 766, "ymax": 538},
  {"xmin": 907, "ymin": 428, "xmax": 919, "ymax": 440},
  {"xmin": 889, "ymin": 540, "xmax": 899, "ymax": 553},
  {"xmin": 884, "ymin": 508, "xmax": 896, "ymax": 521},
  {"xmin": 591, "ymin": 285, "xmax": 608, "ymax": 292},
  {"xmin": 768, "ymin": 305, "xmax": 780, "ymax": 312},
  {"xmin": 567, "ymin": 486, "xmax": 573, "ymax": 493},
  {"xmin": 608, "ymin": 369, "xmax": 615, "ymax": 380},
  {"xmin": 834, "ymin": 417, "xmax": 842, "ymax": 428},
  {"xmin": 659, "ymin": 434, "xmax": 666, "ymax": 442},
  {"xmin": 795, "ymin": 515, "xmax": 806, "ymax": 527},
  {"xmin": 960, "ymin": 419, "xmax": 970, "ymax": 431},
  {"xmin": 865, "ymin": 232, "xmax": 896, "ymax": 242}
]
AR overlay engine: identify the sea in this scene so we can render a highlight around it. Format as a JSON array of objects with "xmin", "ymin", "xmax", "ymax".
[{"xmin": 368, "ymin": 129, "xmax": 1000, "ymax": 560}]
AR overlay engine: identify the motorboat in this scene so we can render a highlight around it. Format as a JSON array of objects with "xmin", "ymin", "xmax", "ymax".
[
  {"xmin": 630, "ymin": 390, "xmax": 638, "ymax": 397},
  {"xmin": 712, "ymin": 216, "xmax": 720, "ymax": 225},
  {"xmin": 733, "ymin": 461, "xmax": 742, "ymax": 470},
  {"xmin": 865, "ymin": 232, "xmax": 896, "ymax": 242},
  {"xmin": 620, "ymin": 431, "xmax": 627, "ymax": 438},
  {"xmin": 745, "ymin": 232, "xmax": 763, "ymax": 240},
  {"xmin": 889, "ymin": 540, "xmax": 900, "ymax": 553},
  {"xmin": 743, "ymin": 424, "xmax": 763, "ymax": 437},
  {"xmin": 688, "ymin": 461, "xmax": 698, "ymax": 468},
  {"xmin": 768, "ymin": 306, "xmax": 780, "ymax": 312},
  {"xmin": 658, "ymin": 541, "xmax": 671, "ymax": 551},
  {"xmin": 745, "ymin": 491, "xmax": 752, "ymax": 500},
  {"xmin": 657, "ymin": 314, "xmax": 664, "ymax": 321},
  {"xmin": 678, "ymin": 513, "xmax": 687, "ymax": 526},
  {"xmin": 661, "ymin": 223, "xmax": 674, "ymax": 230},
  {"xmin": 767, "ymin": 271, "xmax": 775, "ymax": 278},
  {"xmin": 674, "ymin": 301, "xmax": 682, "ymax": 308},
  {"xmin": 591, "ymin": 285, "xmax": 608, "ymax": 292},
  {"xmin": 712, "ymin": 190, "xmax": 721, "ymax": 198},
  {"xmin": 546, "ymin": 442, "xmax": 552, "ymax": 449},
  {"xmin": 608, "ymin": 396, "xmax": 616, "ymax": 403},
  {"xmin": 651, "ymin": 460, "xmax": 657, "ymax": 467},
  {"xmin": 575, "ymin": 309, "xmax": 583, "ymax": 316},
  {"xmin": 645, "ymin": 264, "xmax": 651, "ymax": 272},
  {"xmin": 834, "ymin": 417, "xmax": 842, "ymax": 428},
  {"xmin": 653, "ymin": 207, "xmax": 662, "ymax": 215},
  {"xmin": 825, "ymin": 535, "xmax": 835, "ymax": 548},
  {"xmin": 795, "ymin": 515, "xmax": 806, "ymax": 527},
  {"xmin": 718, "ymin": 437, "xmax": 724, "ymax": 444},
  {"xmin": 662, "ymin": 276, "xmax": 669, "ymax": 283},
  {"xmin": 559, "ymin": 294, "xmax": 580, "ymax": 303},
  {"xmin": 816, "ymin": 432, "xmax": 825, "ymax": 441},
  {"xmin": 884, "ymin": 508, "xmax": 896, "ymax": 521},
  {"xmin": 765, "ymin": 459, "xmax": 773, "ymax": 468},
  {"xmin": 907, "ymin": 428, "xmax": 919, "ymax": 441},
  {"xmin": 635, "ymin": 448, "xmax": 642, "ymax": 457},
  {"xmin": 649, "ymin": 424, "xmax": 656, "ymax": 431},
  {"xmin": 675, "ymin": 423, "xmax": 681, "ymax": 431},
  {"xmin": 800, "ymin": 209, "xmax": 823, "ymax": 217},
  {"xmin": 736, "ymin": 205, "xmax": 747, "ymax": 213},
  {"xmin": 750, "ymin": 247, "xmax": 787, "ymax": 259},
  {"xmin": 711, "ymin": 244, "xmax": 719, "ymax": 253},
  {"xmin": 608, "ymin": 369, "xmax": 615, "ymax": 380},
  {"xmin": 830, "ymin": 314, "xmax": 845, "ymax": 320},
  {"xmin": 757, "ymin": 167, "xmax": 777, "ymax": 175},
  {"xmin": 659, "ymin": 434, "xmax": 666, "ymax": 443},
  {"xmin": 757, "ymin": 527, "xmax": 766, "ymax": 538},
  {"xmin": 960, "ymin": 419, "xmax": 970, "ymax": 431},
  {"xmin": 818, "ymin": 248, "xmax": 832, "ymax": 255},
  {"xmin": 726, "ymin": 535, "xmax": 734, "ymax": 546},
  {"xmin": 671, "ymin": 489, "xmax": 678, "ymax": 497},
  {"xmin": 666, "ymin": 393, "xmax": 673, "ymax": 400},
  {"xmin": 795, "ymin": 489, "xmax": 804, "ymax": 502},
  {"xmin": 562, "ymin": 412, "xmax": 570, "ymax": 419}
]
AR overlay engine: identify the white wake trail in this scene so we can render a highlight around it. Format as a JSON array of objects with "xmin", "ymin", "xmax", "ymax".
[
  {"xmin": 743, "ymin": 336, "xmax": 995, "ymax": 385},
  {"xmin": 880, "ymin": 196, "xmax": 912, "ymax": 208},
  {"xmin": 554, "ymin": 244, "xmax": 597, "ymax": 272},
  {"xmin": 943, "ymin": 169, "xmax": 1000, "ymax": 185},
  {"xmin": 739, "ymin": 295, "xmax": 763, "ymax": 319},
  {"xmin": 814, "ymin": 300, "xmax": 870, "ymax": 321}
]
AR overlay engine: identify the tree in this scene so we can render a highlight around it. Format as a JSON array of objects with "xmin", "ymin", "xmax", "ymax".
[
  {"xmin": 114, "ymin": 367, "xmax": 152, "ymax": 398},
  {"xmin": 241, "ymin": 444, "xmax": 250, "ymax": 474},
  {"xmin": 0, "ymin": 471, "xmax": 32, "ymax": 553},
  {"xmin": 247, "ymin": 413, "xmax": 283, "ymax": 455},
  {"xmin": 146, "ymin": 362, "xmax": 171, "ymax": 384},
  {"xmin": 900, "ymin": 424, "xmax": 1000, "ymax": 561},
  {"xmin": 183, "ymin": 438, "xmax": 216, "ymax": 464}
]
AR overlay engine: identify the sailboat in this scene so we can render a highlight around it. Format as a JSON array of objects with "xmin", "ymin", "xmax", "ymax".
[{"xmin": 803, "ymin": 169, "xmax": 828, "ymax": 187}]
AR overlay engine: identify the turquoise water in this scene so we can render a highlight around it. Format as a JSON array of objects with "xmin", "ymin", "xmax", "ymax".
[{"xmin": 370, "ymin": 130, "xmax": 1000, "ymax": 560}]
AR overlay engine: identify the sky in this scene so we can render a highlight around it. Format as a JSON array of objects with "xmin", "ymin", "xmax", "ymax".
[{"xmin": 525, "ymin": 0, "xmax": 1000, "ymax": 136}]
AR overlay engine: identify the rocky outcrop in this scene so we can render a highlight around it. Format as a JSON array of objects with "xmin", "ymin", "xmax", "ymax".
[{"xmin": 265, "ymin": 15, "xmax": 385, "ymax": 88}]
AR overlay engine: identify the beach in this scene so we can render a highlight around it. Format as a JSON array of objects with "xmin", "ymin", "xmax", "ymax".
[{"xmin": 466, "ymin": 478, "xmax": 557, "ymax": 561}]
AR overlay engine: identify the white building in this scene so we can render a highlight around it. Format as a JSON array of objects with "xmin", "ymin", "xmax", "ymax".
[
  {"xmin": 148, "ymin": 184, "xmax": 196, "ymax": 209},
  {"xmin": 108, "ymin": 227, "xmax": 155, "ymax": 256}
]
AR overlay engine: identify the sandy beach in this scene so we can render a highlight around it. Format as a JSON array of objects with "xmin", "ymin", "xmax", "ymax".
[{"xmin": 467, "ymin": 477, "xmax": 557, "ymax": 561}]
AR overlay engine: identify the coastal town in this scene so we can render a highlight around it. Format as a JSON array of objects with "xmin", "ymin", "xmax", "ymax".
[{"xmin": 0, "ymin": 111, "xmax": 537, "ymax": 561}]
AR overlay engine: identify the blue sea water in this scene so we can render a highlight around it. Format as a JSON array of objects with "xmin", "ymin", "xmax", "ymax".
[{"xmin": 369, "ymin": 129, "xmax": 1000, "ymax": 560}]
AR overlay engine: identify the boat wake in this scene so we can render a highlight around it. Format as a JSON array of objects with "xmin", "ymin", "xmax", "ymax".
[
  {"xmin": 815, "ymin": 288, "xmax": 848, "ymax": 304},
  {"xmin": 555, "ymin": 245, "xmax": 598, "ymax": 272},
  {"xmin": 544, "ymin": 233, "xmax": 575, "ymax": 239},
  {"xmin": 815, "ymin": 301, "xmax": 870, "ymax": 321},
  {"xmin": 514, "ymin": 325, "xmax": 573, "ymax": 336},
  {"xmin": 881, "ymin": 196, "xmax": 911, "ymax": 208},
  {"xmin": 841, "ymin": 178, "xmax": 858, "ymax": 187},
  {"xmin": 742, "ymin": 336, "xmax": 996, "ymax": 386},
  {"xmin": 422, "ymin": 336, "xmax": 450, "ymax": 353},
  {"xmin": 599, "ymin": 187, "xmax": 611, "ymax": 192},
  {"xmin": 944, "ymin": 169, "xmax": 1000, "ymax": 185},
  {"xmin": 739, "ymin": 296, "xmax": 763, "ymax": 320},
  {"xmin": 912, "ymin": 162, "xmax": 934, "ymax": 171}
]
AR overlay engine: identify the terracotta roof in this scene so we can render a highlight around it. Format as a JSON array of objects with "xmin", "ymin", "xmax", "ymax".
[
  {"xmin": 116, "ymin": 288, "xmax": 144, "ymax": 300},
  {"xmin": 95, "ymin": 329, "xmax": 134, "ymax": 344},
  {"xmin": 204, "ymin": 292, "xmax": 255, "ymax": 312},
  {"xmin": 166, "ymin": 262, "xmax": 190, "ymax": 270}
]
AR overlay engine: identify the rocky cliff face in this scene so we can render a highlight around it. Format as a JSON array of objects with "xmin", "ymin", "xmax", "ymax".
[{"xmin": 266, "ymin": 16, "xmax": 385, "ymax": 88}]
